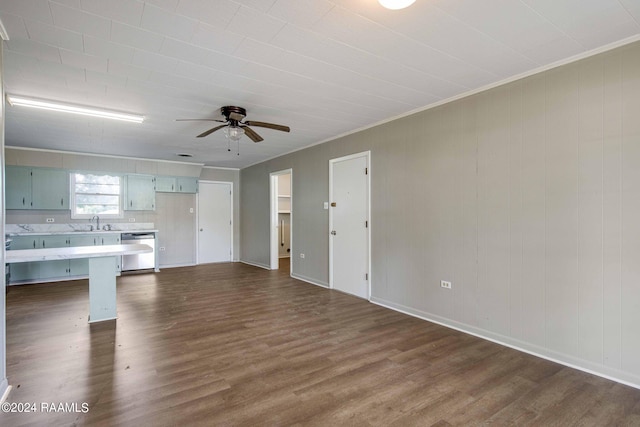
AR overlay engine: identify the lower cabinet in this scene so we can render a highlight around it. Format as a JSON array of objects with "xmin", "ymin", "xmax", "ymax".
[{"xmin": 9, "ymin": 233, "xmax": 121, "ymax": 284}]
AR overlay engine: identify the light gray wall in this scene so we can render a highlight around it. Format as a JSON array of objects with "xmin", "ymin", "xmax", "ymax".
[
  {"xmin": 240, "ymin": 41, "xmax": 640, "ymax": 386},
  {"xmin": 199, "ymin": 167, "xmax": 240, "ymax": 261},
  {"xmin": 0, "ymin": 38, "xmax": 8, "ymax": 399}
]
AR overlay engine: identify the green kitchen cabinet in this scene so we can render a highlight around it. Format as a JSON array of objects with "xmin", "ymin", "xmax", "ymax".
[
  {"xmin": 5, "ymin": 166, "xmax": 70, "ymax": 210},
  {"xmin": 125, "ymin": 174, "xmax": 156, "ymax": 210},
  {"xmin": 68, "ymin": 234, "xmax": 97, "ymax": 277},
  {"xmin": 176, "ymin": 177, "xmax": 198, "ymax": 193},
  {"xmin": 5, "ymin": 166, "xmax": 33, "ymax": 209},
  {"xmin": 31, "ymin": 168, "xmax": 69, "ymax": 209},
  {"xmin": 8, "ymin": 232, "xmax": 123, "ymax": 283},
  {"xmin": 38, "ymin": 235, "xmax": 72, "ymax": 278},
  {"xmin": 8, "ymin": 236, "xmax": 40, "ymax": 281},
  {"xmin": 155, "ymin": 176, "xmax": 198, "ymax": 193},
  {"xmin": 99, "ymin": 234, "xmax": 120, "ymax": 245},
  {"xmin": 155, "ymin": 176, "xmax": 176, "ymax": 192},
  {"xmin": 99, "ymin": 234, "xmax": 122, "ymax": 272}
]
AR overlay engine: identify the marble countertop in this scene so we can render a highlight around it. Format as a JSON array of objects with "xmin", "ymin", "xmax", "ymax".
[
  {"xmin": 6, "ymin": 229, "xmax": 158, "ymax": 236},
  {"xmin": 5, "ymin": 244, "xmax": 153, "ymax": 263}
]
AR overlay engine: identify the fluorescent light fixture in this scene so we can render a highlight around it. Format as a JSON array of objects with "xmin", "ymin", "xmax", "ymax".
[
  {"xmin": 378, "ymin": 0, "xmax": 416, "ymax": 10},
  {"xmin": 6, "ymin": 95, "xmax": 144, "ymax": 123}
]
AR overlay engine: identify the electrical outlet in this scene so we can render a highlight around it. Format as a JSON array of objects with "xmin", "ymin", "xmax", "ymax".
[
  {"xmin": 441, "ymin": 280, "xmax": 452, "ymax": 289},
  {"xmin": 129, "ymin": 218, "xmax": 136, "ymax": 222},
  {"xmin": 46, "ymin": 218, "xmax": 55, "ymax": 223},
  {"xmin": 300, "ymin": 253, "xmax": 305, "ymax": 259},
  {"xmin": 159, "ymin": 246, "xmax": 166, "ymax": 251}
]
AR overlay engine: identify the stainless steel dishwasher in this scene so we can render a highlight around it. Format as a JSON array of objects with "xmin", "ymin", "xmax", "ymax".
[{"xmin": 121, "ymin": 232, "xmax": 155, "ymax": 271}]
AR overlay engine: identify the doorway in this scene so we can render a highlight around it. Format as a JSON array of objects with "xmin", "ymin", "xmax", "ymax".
[
  {"xmin": 197, "ymin": 181, "xmax": 233, "ymax": 264},
  {"xmin": 270, "ymin": 169, "xmax": 292, "ymax": 272},
  {"xmin": 329, "ymin": 152, "xmax": 370, "ymax": 299}
]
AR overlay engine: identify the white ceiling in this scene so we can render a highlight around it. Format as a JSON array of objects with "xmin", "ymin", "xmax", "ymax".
[{"xmin": 1, "ymin": 0, "xmax": 639, "ymax": 168}]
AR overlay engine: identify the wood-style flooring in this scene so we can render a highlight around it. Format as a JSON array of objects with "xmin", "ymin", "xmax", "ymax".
[{"xmin": 2, "ymin": 261, "xmax": 640, "ymax": 426}]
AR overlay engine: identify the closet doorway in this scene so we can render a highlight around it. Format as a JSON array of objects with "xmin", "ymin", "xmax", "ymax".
[{"xmin": 270, "ymin": 169, "xmax": 292, "ymax": 272}]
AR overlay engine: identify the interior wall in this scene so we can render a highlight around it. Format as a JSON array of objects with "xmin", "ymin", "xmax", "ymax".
[
  {"xmin": 240, "ymin": 41, "xmax": 640, "ymax": 387},
  {"xmin": 3, "ymin": 148, "xmax": 240, "ymax": 265},
  {"xmin": 0, "ymin": 36, "xmax": 8, "ymax": 400}
]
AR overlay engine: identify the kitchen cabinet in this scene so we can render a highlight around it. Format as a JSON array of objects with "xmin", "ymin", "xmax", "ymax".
[
  {"xmin": 177, "ymin": 177, "xmax": 198, "ymax": 193},
  {"xmin": 8, "ymin": 232, "xmax": 123, "ymax": 283},
  {"xmin": 38, "ymin": 235, "xmax": 70, "ymax": 277},
  {"xmin": 31, "ymin": 168, "xmax": 69, "ymax": 209},
  {"xmin": 8, "ymin": 236, "xmax": 41, "ymax": 281},
  {"xmin": 155, "ymin": 176, "xmax": 176, "ymax": 192},
  {"xmin": 155, "ymin": 176, "xmax": 198, "ymax": 193},
  {"xmin": 124, "ymin": 174, "xmax": 156, "ymax": 210},
  {"xmin": 68, "ymin": 235, "xmax": 98, "ymax": 276},
  {"xmin": 5, "ymin": 166, "xmax": 33, "ymax": 209},
  {"xmin": 5, "ymin": 166, "xmax": 69, "ymax": 210}
]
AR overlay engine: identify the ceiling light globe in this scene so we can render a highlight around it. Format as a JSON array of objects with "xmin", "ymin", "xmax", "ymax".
[
  {"xmin": 224, "ymin": 126, "xmax": 245, "ymax": 142},
  {"xmin": 378, "ymin": 0, "xmax": 416, "ymax": 10}
]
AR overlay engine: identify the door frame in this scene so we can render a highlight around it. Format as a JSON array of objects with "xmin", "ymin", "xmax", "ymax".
[
  {"xmin": 329, "ymin": 151, "xmax": 371, "ymax": 299},
  {"xmin": 196, "ymin": 180, "xmax": 233, "ymax": 264},
  {"xmin": 270, "ymin": 169, "xmax": 293, "ymax": 272}
]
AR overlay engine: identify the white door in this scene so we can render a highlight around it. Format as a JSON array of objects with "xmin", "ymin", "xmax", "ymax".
[
  {"xmin": 330, "ymin": 152, "xmax": 370, "ymax": 299},
  {"xmin": 198, "ymin": 181, "xmax": 232, "ymax": 263}
]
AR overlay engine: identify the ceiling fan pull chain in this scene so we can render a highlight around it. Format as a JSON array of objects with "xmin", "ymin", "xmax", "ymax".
[{"xmin": 237, "ymin": 139, "xmax": 240, "ymax": 156}]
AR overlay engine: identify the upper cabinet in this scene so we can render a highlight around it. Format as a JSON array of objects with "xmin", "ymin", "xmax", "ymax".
[
  {"xmin": 155, "ymin": 176, "xmax": 176, "ymax": 192},
  {"xmin": 5, "ymin": 166, "xmax": 33, "ymax": 209},
  {"xmin": 124, "ymin": 174, "xmax": 156, "ymax": 211},
  {"xmin": 6, "ymin": 166, "xmax": 69, "ymax": 210},
  {"xmin": 155, "ymin": 176, "xmax": 198, "ymax": 193},
  {"xmin": 32, "ymin": 168, "xmax": 69, "ymax": 209},
  {"xmin": 176, "ymin": 177, "xmax": 198, "ymax": 193}
]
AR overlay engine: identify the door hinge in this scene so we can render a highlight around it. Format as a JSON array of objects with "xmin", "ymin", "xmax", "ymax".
[
  {"xmin": 365, "ymin": 220, "xmax": 368, "ymax": 228},
  {"xmin": 365, "ymin": 273, "xmax": 368, "ymax": 280},
  {"xmin": 365, "ymin": 167, "xmax": 368, "ymax": 175}
]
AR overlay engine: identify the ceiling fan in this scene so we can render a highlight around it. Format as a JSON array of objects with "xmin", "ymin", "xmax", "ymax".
[{"xmin": 177, "ymin": 106, "xmax": 290, "ymax": 143}]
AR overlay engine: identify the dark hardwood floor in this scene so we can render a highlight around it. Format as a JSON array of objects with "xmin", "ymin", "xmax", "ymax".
[{"xmin": 2, "ymin": 261, "xmax": 640, "ymax": 426}]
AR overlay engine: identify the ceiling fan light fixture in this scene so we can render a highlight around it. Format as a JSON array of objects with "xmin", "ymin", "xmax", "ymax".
[
  {"xmin": 378, "ymin": 0, "xmax": 416, "ymax": 10},
  {"xmin": 6, "ymin": 94, "xmax": 144, "ymax": 123},
  {"xmin": 224, "ymin": 125, "xmax": 245, "ymax": 142}
]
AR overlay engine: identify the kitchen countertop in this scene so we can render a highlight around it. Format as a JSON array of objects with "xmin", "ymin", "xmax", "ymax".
[
  {"xmin": 5, "ymin": 243, "xmax": 153, "ymax": 263},
  {"xmin": 6, "ymin": 229, "xmax": 159, "ymax": 236}
]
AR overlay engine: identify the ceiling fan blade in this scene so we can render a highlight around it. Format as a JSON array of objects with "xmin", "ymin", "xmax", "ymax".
[
  {"xmin": 241, "ymin": 126, "xmax": 264, "ymax": 142},
  {"xmin": 176, "ymin": 118, "xmax": 226, "ymax": 122},
  {"xmin": 244, "ymin": 121, "xmax": 290, "ymax": 133},
  {"xmin": 197, "ymin": 124, "xmax": 227, "ymax": 138}
]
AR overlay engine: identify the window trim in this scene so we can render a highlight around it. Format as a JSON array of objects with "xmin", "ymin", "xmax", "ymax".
[{"xmin": 70, "ymin": 171, "xmax": 124, "ymax": 219}]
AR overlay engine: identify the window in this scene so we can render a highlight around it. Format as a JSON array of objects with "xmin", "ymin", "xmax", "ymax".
[{"xmin": 71, "ymin": 172, "xmax": 122, "ymax": 218}]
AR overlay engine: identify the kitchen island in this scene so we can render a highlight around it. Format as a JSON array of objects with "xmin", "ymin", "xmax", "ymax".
[{"xmin": 5, "ymin": 244, "xmax": 153, "ymax": 323}]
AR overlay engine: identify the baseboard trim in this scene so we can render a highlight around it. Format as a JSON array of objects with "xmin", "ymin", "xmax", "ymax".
[
  {"xmin": 240, "ymin": 260, "xmax": 271, "ymax": 270},
  {"xmin": 291, "ymin": 273, "xmax": 328, "ymax": 289},
  {"xmin": 370, "ymin": 296, "xmax": 640, "ymax": 390},
  {"xmin": 159, "ymin": 263, "xmax": 196, "ymax": 269}
]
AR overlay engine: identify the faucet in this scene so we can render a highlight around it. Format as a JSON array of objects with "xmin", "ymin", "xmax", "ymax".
[{"xmin": 90, "ymin": 215, "xmax": 100, "ymax": 232}]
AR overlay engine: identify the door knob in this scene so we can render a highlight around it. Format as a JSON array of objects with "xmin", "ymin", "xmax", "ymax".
[{"xmin": 331, "ymin": 230, "xmax": 337, "ymax": 235}]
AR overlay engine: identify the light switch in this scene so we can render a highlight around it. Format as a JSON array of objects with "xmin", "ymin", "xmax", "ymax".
[
  {"xmin": 189, "ymin": 207, "xmax": 194, "ymax": 213},
  {"xmin": 323, "ymin": 202, "xmax": 328, "ymax": 209}
]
